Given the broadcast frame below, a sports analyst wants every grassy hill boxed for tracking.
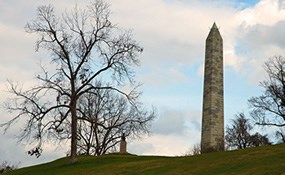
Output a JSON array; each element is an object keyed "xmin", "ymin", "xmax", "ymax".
[{"xmin": 6, "ymin": 144, "xmax": 285, "ymax": 175}]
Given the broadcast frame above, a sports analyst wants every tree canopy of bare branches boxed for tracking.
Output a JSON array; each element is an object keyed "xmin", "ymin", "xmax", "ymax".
[
  {"xmin": 0, "ymin": 161, "xmax": 17, "ymax": 174},
  {"xmin": 1, "ymin": 0, "xmax": 155, "ymax": 163},
  {"xmin": 77, "ymin": 86, "xmax": 155, "ymax": 156},
  {"xmin": 275, "ymin": 128, "xmax": 285, "ymax": 143},
  {"xmin": 225, "ymin": 113, "xmax": 253, "ymax": 150},
  {"xmin": 249, "ymin": 56, "xmax": 285, "ymax": 128},
  {"xmin": 225, "ymin": 113, "xmax": 271, "ymax": 150}
]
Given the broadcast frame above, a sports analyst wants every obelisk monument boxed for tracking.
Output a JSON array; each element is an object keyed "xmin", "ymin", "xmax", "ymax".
[{"xmin": 201, "ymin": 23, "xmax": 224, "ymax": 153}]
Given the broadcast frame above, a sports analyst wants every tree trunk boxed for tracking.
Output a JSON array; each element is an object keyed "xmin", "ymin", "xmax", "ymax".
[
  {"xmin": 70, "ymin": 99, "xmax": 78, "ymax": 163},
  {"xmin": 70, "ymin": 78, "xmax": 78, "ymax": 163}
]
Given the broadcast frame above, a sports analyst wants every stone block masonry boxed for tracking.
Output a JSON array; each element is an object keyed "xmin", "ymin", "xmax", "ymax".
[{"xmin": 201, "ymin": 23, "xmax": 224, "ymax": 153}]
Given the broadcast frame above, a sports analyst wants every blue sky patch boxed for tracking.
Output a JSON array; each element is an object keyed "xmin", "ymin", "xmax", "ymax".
[
  {"xmin": 163, "ymin": 0, "xmax": 260, "ymax": 9},
  {"xmin": 235, "ymin": 0, "xmax": 260, "ymax": 8}
]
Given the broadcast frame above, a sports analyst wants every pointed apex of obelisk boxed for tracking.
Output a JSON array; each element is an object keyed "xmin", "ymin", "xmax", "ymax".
[
  {"xmin": 212, "ymin": 22, "xmax": 218, "ymax": 29},
  {"xmin": 206, "ymin": 22, "xmax": 222, "ymax": 40}
]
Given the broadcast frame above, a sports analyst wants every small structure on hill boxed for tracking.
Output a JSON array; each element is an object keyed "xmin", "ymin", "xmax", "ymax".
[{"xmin": 120, "ymin": 133, "xmax": 127, "ymax": 153}]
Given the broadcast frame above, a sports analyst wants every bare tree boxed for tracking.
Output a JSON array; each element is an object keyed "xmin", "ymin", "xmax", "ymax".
[
  {"xmin": 275, "ymin": 128, "xmax": 285, "ymax": 143},
  {"xmin": 250, "ymin": 133, "xmax": 271, "ymax": 147},
  {"xmin": 77, "ymin": 86, "xmax": 155, "ymax": 155},
  {"xmin": 183, "ymin": 144, "xmax": 201, "ymax": 156},
  {"xmin": 1, "ymin": 0, "xmax": 148, "ymax": 163},
  {"xmin": 249, "ymin": 56, "xmax": 285, "ymax": 127},
  {"xmin": 191, "ymin": 144, "xmax": 201, "ymax": 155},
  {"xmin": 225, "ymin": 113, "xmax": 271, "ymax": 150},
  {"xmin": 225, "ymin": 113, "xmax": 253, "ymax": 150},
  {"xmin": 0, "ymin": 161, "xmax": 17, "ymax": 174}
]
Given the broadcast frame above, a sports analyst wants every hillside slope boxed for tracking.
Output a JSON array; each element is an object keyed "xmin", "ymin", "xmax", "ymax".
[{"xmin": 6, "ymin": 144, "xmax": 285, "ymax": 175}]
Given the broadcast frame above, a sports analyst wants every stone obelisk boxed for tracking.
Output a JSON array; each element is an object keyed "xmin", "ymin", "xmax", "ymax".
[{"xmin": 201, "ymin": 23, "xmax": 224, "ymax": 153}]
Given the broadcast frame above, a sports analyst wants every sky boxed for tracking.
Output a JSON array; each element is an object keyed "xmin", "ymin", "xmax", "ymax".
[{"xmin": 1, "ymin": 0, "xmax": 285, "ymax": 167}]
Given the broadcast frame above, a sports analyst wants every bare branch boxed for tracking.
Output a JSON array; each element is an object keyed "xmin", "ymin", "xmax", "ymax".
[
  {"xmin": 249, "ymin": 55, "xmax": 285, "ymax": 127},
  {"xmin": 2, "ymin": 0, "xmax": 153, "ymax": 162}
]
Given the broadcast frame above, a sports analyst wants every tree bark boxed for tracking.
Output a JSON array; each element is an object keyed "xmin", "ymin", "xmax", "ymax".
[
  {"xmin": 70, "ymin": 80, "xmax": 78, "ymax": 163},
  {"xmin": 70, "ymin": 102, "xmax": 77, "ymax": 163}
]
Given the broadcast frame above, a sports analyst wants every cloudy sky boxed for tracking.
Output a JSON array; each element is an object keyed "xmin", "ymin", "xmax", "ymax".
[{"xmin": 1, "ymin": 0, "xmax": 285, "ymax": 167}]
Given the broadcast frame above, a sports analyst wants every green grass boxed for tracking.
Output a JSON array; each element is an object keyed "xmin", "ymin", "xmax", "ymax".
[{"xmin": 6, "ymin": 144, "xmax": 285, "ymax": 175}]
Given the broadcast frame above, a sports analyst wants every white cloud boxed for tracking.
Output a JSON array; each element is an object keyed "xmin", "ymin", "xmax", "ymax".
[
  {"xmin": 138, "ymin": 67, "xmax": 188, "ymax": 88},
  {"xmin": 111, "ymin": 0, "xmax": 238, "ymax": 66},
  {"xmin": 128, "ymin": 134, "xmax": 194, "ymax": 156},
  {"xmin": 240, "ymin": 21, "xmax": 285, "ymax": 49},
  {"xmin": 153, "ymin": 109, "xmax": 188, "ymax": 135},
  {"xmin": 152, "ymin": 108, "xmax": 201, "ymax": 134},
  {"xmin": 212, "ymin": 0, "xmax": 285, "ymax": 84},
  {"xmin": 128, "ymin": 108, "xmax": 201, "ymax": 156},
  {"xmin": 237, "ymin": 0, "xmax": 285, "ymax": 27}
]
